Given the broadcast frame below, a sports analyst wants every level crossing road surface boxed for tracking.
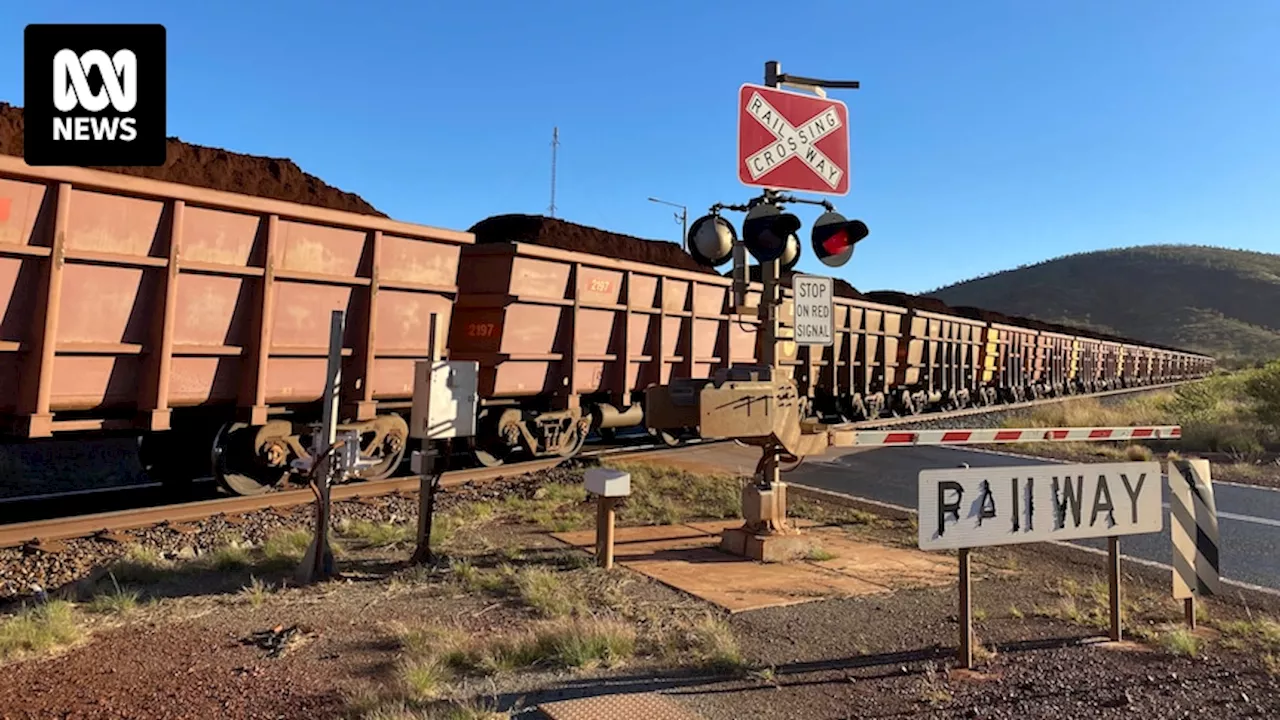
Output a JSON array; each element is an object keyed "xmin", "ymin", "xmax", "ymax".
[{"xmin": 791, "ymin": 446, "xmax": 1280, "ymax": 592}]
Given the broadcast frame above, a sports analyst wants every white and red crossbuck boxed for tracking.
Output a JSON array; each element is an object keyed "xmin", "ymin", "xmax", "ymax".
[
  {"xmin": 738, "ymin": 83, "xmax": 851, "ymax": 196},
  {"xmin": 849, "ymin": 426, "xmax": 1181, "ymax": 447}
]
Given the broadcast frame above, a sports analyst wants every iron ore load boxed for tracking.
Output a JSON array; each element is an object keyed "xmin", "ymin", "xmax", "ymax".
[{"xmin": 0, "ymin": 152, "xmax": 1213, "ymax": 497}]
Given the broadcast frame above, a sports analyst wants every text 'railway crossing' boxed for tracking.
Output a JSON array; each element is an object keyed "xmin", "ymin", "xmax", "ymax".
[{"xmin": 738, "ymin": 84, "xmax": 851, "ymax": 196}]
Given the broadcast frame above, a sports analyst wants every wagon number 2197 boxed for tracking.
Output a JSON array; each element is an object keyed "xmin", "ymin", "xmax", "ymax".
[{"xmin": 467, "ymin": 322, "xmax": 497, "ymax": 338}]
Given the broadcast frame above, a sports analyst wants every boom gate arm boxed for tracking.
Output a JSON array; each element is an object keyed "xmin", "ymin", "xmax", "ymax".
[{"xmin": 644, "ymin": 364, "xmax": 1182, "ymax": 457}]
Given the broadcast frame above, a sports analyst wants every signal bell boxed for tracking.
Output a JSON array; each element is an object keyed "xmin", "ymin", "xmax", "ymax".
[
  {"xmin": 742, "ymin": 204, "xmax": 802, "ymax": 264},
  {"xmin": 811, "ymin": 211, "xmax": 868, "ymax": 268},
  {"xmin": 687, "ymin": 214, "xmax": 737, "ymax": 268}
]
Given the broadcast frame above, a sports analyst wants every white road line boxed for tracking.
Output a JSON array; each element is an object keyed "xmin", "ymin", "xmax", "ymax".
[{"xmin": 1160, "ymin": 502, "xmax": 1280, "ymax": 529}]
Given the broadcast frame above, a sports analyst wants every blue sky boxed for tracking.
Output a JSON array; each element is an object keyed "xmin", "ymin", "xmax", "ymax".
[{"xmin": 4, "ymin": 1, "xmax": 1278, "ymax": 293}]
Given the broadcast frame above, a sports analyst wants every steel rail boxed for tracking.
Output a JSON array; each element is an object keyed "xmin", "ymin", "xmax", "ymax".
[{"xmin": 0, "ymin": 441, "xmax": 713, "ymax": 550}]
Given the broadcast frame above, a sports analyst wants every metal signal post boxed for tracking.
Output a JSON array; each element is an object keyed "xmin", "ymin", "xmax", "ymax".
[{"xmin": 645, "ymin": 61, "xmax": 867, "ymax": 561}]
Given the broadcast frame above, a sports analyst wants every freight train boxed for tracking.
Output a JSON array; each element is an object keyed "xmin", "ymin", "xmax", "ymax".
[{"xmin": 0, "ymin": 157, "xmax": 1214, "ymax": 495}]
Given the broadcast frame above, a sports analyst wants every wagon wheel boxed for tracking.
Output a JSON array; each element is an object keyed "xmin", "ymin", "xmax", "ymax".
[
  {"xmin": 350, "ymin": 414, "xmax": 409, "ymax": 481},
  {"xmin": 212, "ymin": 421, "xmax": 292, "ymax": 496},
  {"xmin": 648, "ymin": 427, "xmax": 682, "ymax": 448},
  {"xmin": 473, "ymin": 438, "xmax": 511, "ymax": 468},
  {"xmin": 558, "ymin": 424, "xmax": 589, "ymax": 459},
  {"xmin": 471, "ymin": 408, "xmax": 515, "ymax": 467}
]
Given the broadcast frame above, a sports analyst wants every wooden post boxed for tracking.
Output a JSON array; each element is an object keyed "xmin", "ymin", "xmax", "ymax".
[
  {"xmin": 1108, "ymin": 536, "xmax": 1122, "ymax": 641},
  {"xmin": 958, "ymin": 547, "xmax": 973, "ymax": 669},
  {"xmin": 1185, "ymin": 597, "xmax": 1196, "ymax": 630},
  {"xmin": 596, "ymin": 497, "xmax": 616, "ymax": 570}
]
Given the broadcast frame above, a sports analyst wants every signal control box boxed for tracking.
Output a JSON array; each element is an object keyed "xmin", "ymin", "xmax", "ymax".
[{"xmin": 411, "ymin": 361, "xmax": 479, "ymax": 440}]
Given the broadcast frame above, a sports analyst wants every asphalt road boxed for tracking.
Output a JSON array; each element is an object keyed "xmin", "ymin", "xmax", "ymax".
[{"xmin": 792, "ymin": 445, "xmax": 1280, "ymax": 592}]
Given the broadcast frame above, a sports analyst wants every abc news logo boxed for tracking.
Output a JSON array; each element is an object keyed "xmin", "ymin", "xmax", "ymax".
[
  {"xmin": 53, "ymin": 49, "xmax": 139, "ymax": 142},
  {"xmin": 24, "ymin": 24, "xmax": 166, "ymax": 167}
]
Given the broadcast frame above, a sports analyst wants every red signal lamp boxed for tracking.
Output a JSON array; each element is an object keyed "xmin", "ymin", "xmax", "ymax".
[{"xmin": 811, "ymin": 212, "xmax": 868, "ymax": 268}]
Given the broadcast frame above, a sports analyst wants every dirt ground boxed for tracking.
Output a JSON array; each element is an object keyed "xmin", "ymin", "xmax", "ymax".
[{"xmin": 2, "ymin": 461, "xmax": 1279, "ymax": 720}]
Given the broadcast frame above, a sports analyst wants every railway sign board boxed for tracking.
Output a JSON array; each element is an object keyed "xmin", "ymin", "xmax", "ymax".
[
  {"xmin": 918, "ymin": 462, "xmax": 1163, "ymax": 551},
  {"xmin": 738, "ymin": 83, "xmax": 850, "ymax": 196},
  {"xmin": 792, "ymin": 273, "xmax": 834, "ymax": 346}
]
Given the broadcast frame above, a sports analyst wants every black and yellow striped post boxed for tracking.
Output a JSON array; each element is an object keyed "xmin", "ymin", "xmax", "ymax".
[{"xmin": 1169, "ymin": 458, "xmax": 1221, "ymax": 628}]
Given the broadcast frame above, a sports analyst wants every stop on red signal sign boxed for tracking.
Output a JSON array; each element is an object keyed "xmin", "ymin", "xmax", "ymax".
[{"xmin": 738, "ymin": 83, "xmax": 851, "ymax": 196}]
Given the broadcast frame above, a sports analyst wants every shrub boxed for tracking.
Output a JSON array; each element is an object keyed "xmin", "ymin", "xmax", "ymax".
[{"xmin": 1244, "ymin": 360, "xmax": 1280, "ymax": 427}]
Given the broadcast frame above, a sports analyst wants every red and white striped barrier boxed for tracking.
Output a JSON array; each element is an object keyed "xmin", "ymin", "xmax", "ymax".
[{"xmin": 849, "ymin": 426, "xmax": 1181, "ymax": 447}]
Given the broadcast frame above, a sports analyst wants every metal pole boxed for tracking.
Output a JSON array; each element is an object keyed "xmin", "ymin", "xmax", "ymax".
[
  {"xmin": 680, "ymin": 207, "xmax": 688, "ymax": 254},
  {"xmin": 959, "ymin": 547, "xmax": 973, "ymax": 669},
  {"xmin": 412, "ymin": 313, "xmax": 441, "ymax": 565},
  {"xmin": 1108, "ymin": 536, "xmax": 1122, "ymax": 641},
  {"xmin": 304, "ymin": 309, "xmax": 344, "ymax": 582},
  {"xmin": 648, "ymin": 197, "xmax": 688, "ymax": 250},
  {"xmin": 760, "ymin": 62, "xmax": 783, "ymax": 493}
]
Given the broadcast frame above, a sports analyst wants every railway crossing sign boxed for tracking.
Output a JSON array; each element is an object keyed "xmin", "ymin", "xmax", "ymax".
[
  {"xmin": 792, "ymin": 273, "xmax": 833, "ymax": 346},
  {"xmin": 918, "ymin": 461, "xmax": 1163, "ymax": 551},
  {"xmin": 738, "ymin": 83, "xmax": 851, "ymax": 196}
]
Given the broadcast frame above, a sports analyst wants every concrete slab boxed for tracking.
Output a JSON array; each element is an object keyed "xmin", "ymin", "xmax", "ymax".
[
  {"xmin": 554, "ymin": 524, "xmax": 720, "ymax": 563},
  {"xmin": 537, "ymin": 692, "xmax": 705, "ymax": 720},
  {"xmin": 551, "ymin": 522, "xmax": 956, "ymax": 613},
  {"xmin": 803, "ymin": 533, "xmax": 957, "ymax": 591}
]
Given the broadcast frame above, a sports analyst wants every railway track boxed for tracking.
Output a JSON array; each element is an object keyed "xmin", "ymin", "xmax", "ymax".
[
  {"xmin": 0, "ymin": 439, "xmax": 713, "ymax": 551},
  {"xmin": 0, "ymin": 379, "xmax": 1192, "ymax": 551}
]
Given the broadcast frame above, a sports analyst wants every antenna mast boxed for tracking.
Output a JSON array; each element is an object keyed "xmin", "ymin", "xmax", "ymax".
[{"xmin": 548, "ymin": 127, "xmax": 559, "ymax": 218}]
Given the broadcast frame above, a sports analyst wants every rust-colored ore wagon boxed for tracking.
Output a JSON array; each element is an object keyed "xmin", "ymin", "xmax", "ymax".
[
  {"xmin": 860, "ymin": 291, "xmax": 986, "ymax": 415},
  {"xmin": 0, "ymin": 156, "xmax": 470, "ymax": 494},
  {"xmin": 449, "ymin": 215, "xmax": 758, "ymax": 466}
]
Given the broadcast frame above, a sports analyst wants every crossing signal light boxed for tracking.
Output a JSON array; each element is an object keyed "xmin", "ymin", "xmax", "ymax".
[
  {"xmin": 687, "ymin": 214, "xmax": 737, "ymax": 268},
  {"xmin": 742, "ymin": 204, "xmax": 802, "ymax": 264},
  {"xmin": 811, "ymin": 211, "xmax": 868, "ymax": 268}
]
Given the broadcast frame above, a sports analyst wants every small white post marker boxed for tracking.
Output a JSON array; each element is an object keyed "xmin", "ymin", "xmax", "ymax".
[{"xmin": 584, "ymin": 468, "xmax": 631, "ymax": 569}]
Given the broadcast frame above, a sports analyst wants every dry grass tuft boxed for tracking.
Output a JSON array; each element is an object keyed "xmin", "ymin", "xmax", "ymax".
[
  {"xmin": 1160, "ymin": 629, "xmax": 1202, "ymax": 657},
  {"xmin": 338, "ymin": 519, "xmax": 416, "ymax": 549},
  {"xmin": 0, "ymin": 600, "xmax": 84, "ymax": 661},
  {"xmin": 605, "ymin": 462, "xmax": 743, "ymax": 526},
  {"xmin": 512, "ymin": 566, "xmax": 584, "ymax": 618}
]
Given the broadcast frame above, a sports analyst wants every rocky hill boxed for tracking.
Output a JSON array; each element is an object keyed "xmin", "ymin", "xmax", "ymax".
[{"xmin": 926, "ymin": 245, "xmax": 1280, "ymax": 365}]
